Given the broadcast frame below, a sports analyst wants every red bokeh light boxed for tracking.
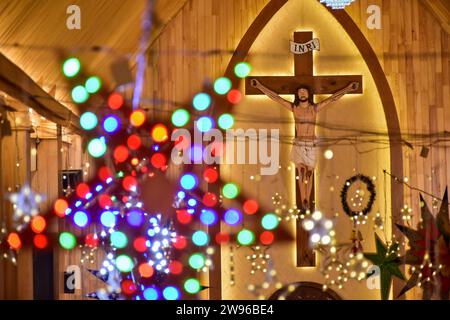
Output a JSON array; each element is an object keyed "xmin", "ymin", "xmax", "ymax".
[
  {"xmin": 169, "ymin": 260, "xmax": 183, "ymax": 275},
  {"xmin": 121, "ymin": 280, "xmax": 136, "ymax": 295},
  {"xmin": 108, "ymin": 93, "xmax": 124, "ymax": 110},
  {"xmin": 114, "ymin": 145, "xmax": 129, "ymax": 163},
  {"xmin": 227, "ymin": 89, "xmax": 242, "ymax": 104},
  {"xmin": 76, "ymin": 183, "xmax": 90, "ymax": 198},
  {"xmin": 127, "ymin": 134, "xmax": 142, "ymax": 150},
  {"xmin": 98, "ymin": 166, "xmax": 113, "ymax": 181},
  {"xmin": 259, "ymin": 231, "xmax": 274, "ymax": 245},
  {"xmin": 85, "ymin": 233, "xmax": 99, "ymax": 248},
  {"xmin": 34, "ymin": 234, "xmax": 48, "ymax": 249},
  {"xmin": 203, "ymin": 167, "xmax": 218, "ymax": 183},
  {"xmin": 243, "ymin": 199, "xmax": 259, "ymax": 215},
  {"xmin": 98, "ymin": 194, "xmax": 113, "ymax": 209},
  {"xmin": 176, "ymin": 209, "xmax": 192, "ymax": 224},
  {"xmin": 133, "ymin": 237, "xmax": 148, "ymax": 252},
  {"xmin": 122, "ymin": 176, "xmax": 137, "ymax": 192},
  {"xmin": 215, "ymin": 232, "xmax": 230, "ymax": 244},
  {"xmin": 173, "ymin": 235, "xmax": 187, "ymax": 249},
  {"xmin": 151, "ymin": 153, "xmax": 167, "ymax": 169},
  {"xmin": 202, "ymin": 192, "xmax": 218, "ymax": 207}
]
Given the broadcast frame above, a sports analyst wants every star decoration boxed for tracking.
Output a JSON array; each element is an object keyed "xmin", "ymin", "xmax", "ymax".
[
  {"xmin": 7, "ymin": 183, "xmax": 45, "ymax": 230},
  {"xmin": 396, "ymin": 188, "xmax": 450, "ymax": 300},
  {"xmin": 86, "ymin": 253, "xmax": 124, "ymax": 300},
  {"xmin": 245, "ymin": 246, "xmax": 271, "ymax": 274},
  {"xmin": 247, "ymin": 258, "xmax": 284, "ymax": 300},
  {"xmin": 364, "ymin": 233, "xmax": 405, "ymax": 300}
]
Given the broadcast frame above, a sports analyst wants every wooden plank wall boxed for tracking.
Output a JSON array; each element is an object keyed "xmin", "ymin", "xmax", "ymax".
[
  {"xmin": 29, "ymin": 136, "xmax": 98, "ymax": 300},
  {"xmin": 1, "ymin": 0, "xmax": 448, "ymax": 300},
  {"xmin": 0, "ymin": 112, "xmax": 33, "ymax": 299}
]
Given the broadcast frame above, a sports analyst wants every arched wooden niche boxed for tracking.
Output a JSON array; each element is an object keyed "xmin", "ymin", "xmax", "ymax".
[
  {"xmin": 223, "ymin": 1, "xmax": 403, "ymax": 213},
  {"xmin": 220, "ymin": 0, "xmax": 405, "ymax": 298},
  {"xmin": 269, "ymin": 282, "xmax": 342, "ymax": 300}
]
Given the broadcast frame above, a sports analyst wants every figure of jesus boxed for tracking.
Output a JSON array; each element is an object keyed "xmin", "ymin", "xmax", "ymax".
[{"xmin": 251, "ymin": 79, "xmax": 359, "ymax": 210}]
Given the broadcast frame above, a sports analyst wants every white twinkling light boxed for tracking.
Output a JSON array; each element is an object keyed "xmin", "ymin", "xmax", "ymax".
[{"xmin": 324, "ymin": 149, "xmax": 334, "ymax": 160}]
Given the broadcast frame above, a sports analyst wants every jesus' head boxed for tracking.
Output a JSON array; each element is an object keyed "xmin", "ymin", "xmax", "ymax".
[{"xmin": 294, "ymin": 85, "xmax": 314, "ymax": 106}]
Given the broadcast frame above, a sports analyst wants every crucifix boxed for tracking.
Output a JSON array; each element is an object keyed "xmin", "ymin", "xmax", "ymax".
[{"xmin": 245, "ymin": 31, "xmax": 363, "ymax": 267}]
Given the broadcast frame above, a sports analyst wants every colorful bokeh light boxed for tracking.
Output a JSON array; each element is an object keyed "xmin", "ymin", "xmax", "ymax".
[
  {"xmin": 108, "ymin": 93, "xmax": 124, "ymax": 110},
  {"xmin": 171, "ymin": 109, "xmax": 190, "ymax": 127},
  {"xmin": 103, "ymin": 115, "xmax": 120, "ymax": 133},
  {"xmin": 184, "ymin": 278, "xmax": 201, "ymax": 294},
  {"xmin": 72, "ymin": 85, "xmax": 89, "ymax": 104},
  {"xmin": 189, "ymin": 253, "xmax": 206, "ymax": 269},
  {"xmin": 200, "ymin": 209, "xmax": 217, "ymax": 226},
  {"xmin": 88, "ymin": 138, "xmax": 107, "ymax": 158},
  {"xmin": 237, "ymin": 229, "xmax": 254, "ymax": 246},
  {"xmin": 59, "ymin": 232, "xmax": 76, "ymax": 250},
  {"xmin": 196, "ymin": 116, "xmax": 213, "ymax": 132},
  {"xmin": 224, "ymin": 209, "xmax": 242, "ymax": 226},
  {"xmin": 163, "ymin": 286, "xmax": 180, "ymax": 300},
  {"xmin": 100, "ymin": 211, "xmax": 116, "ymax": 228},
  {"xmin": 218, "ymin": 113, "xmax": 234, "ymax": 129},
  {"xmin": 73, "ymin": 211, "xmax": 89, "ymax": 228},
  {"xmin": 130, "ymin": 109, "xmax": 146, "ymax": 127},
  {"xmin": 214, "ymin": 77, "xmax": 232, "ymax": 95},
  {"xmin": 222, "ymin": 183, "xmax": 239, "ymax": 199},
  {"xmin": 193, "ymin": 93, "xmax": 211, "ymax": 111},
  {"xmin": 192, "ymin": 230, "xmax": 209, "ymax": 246},
  {"xmin": 85, "ymin": 76, "xmax": 102, "ymax": 93},
  {"xmin": 180, "ymin": 174, "xmax": 197, "ymax": 190},
  {"xmin": 116, "ymin": 255, "xmax": 134, "ymax": 273},
  {"xmin": 151, "ymin": 124, "xmax": 169, "ymax": 143},
  {"xmin": 111, "ymin": 231, "xmax": 128, "ymax": 248},
  {"xmin": 80, "ymin": 112, "xmax": 98, "ymax": 130},
  {"xmin": 261, "ymin": 213, "xmax": 279, "ymax": 230},
  {"xmin": 234, "ymin": 62, "xmax": 252, "ymax": 78},
  {"xmin": 63, "ymin": 57, "xmax": 81, "ymax": 78}
]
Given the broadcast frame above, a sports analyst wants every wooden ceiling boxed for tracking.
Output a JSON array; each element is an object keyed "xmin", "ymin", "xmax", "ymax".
[{"xmin": 0, "ymin": 0, "xmax": 188, "ymax": 121}]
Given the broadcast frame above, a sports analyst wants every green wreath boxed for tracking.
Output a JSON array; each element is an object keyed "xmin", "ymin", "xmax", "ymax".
[{"xmin": 340, "ymin": 174, "xmax": 376, "ymax": 217}]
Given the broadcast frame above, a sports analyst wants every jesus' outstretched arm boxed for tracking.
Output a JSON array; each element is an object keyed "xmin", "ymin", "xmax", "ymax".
[
  {"xmin": 315, "ymin": 81, "xmax": 359, "ymax": 112},
  {"xmin": 250, "ymin": 79, "xmax": 293, "ymax": 112}
]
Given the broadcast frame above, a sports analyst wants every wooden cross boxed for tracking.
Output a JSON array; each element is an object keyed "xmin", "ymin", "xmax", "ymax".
[{"xmin": 245, "ymin": 31, "xmax": 363, "ymax": 267}]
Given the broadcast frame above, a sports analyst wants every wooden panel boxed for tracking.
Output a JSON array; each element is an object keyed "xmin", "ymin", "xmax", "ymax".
[
  {"xmin": 0, "ymin": 53, "xmax": 81, "ymax": 134},
  {"xmin": 0, "ymin": 112, "xmax": 33, "ymax": 299}
]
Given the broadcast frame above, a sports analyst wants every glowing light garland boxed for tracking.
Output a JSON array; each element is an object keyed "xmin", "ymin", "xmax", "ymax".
[{"xmin": 1, "ymin": 57, "xmax": 286, "ymax": 301}]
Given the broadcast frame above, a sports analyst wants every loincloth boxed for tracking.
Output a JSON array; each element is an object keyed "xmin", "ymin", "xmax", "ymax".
[{"xmin": 289, "ymin": 139, "xmax": 318, "ymax": 169}]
